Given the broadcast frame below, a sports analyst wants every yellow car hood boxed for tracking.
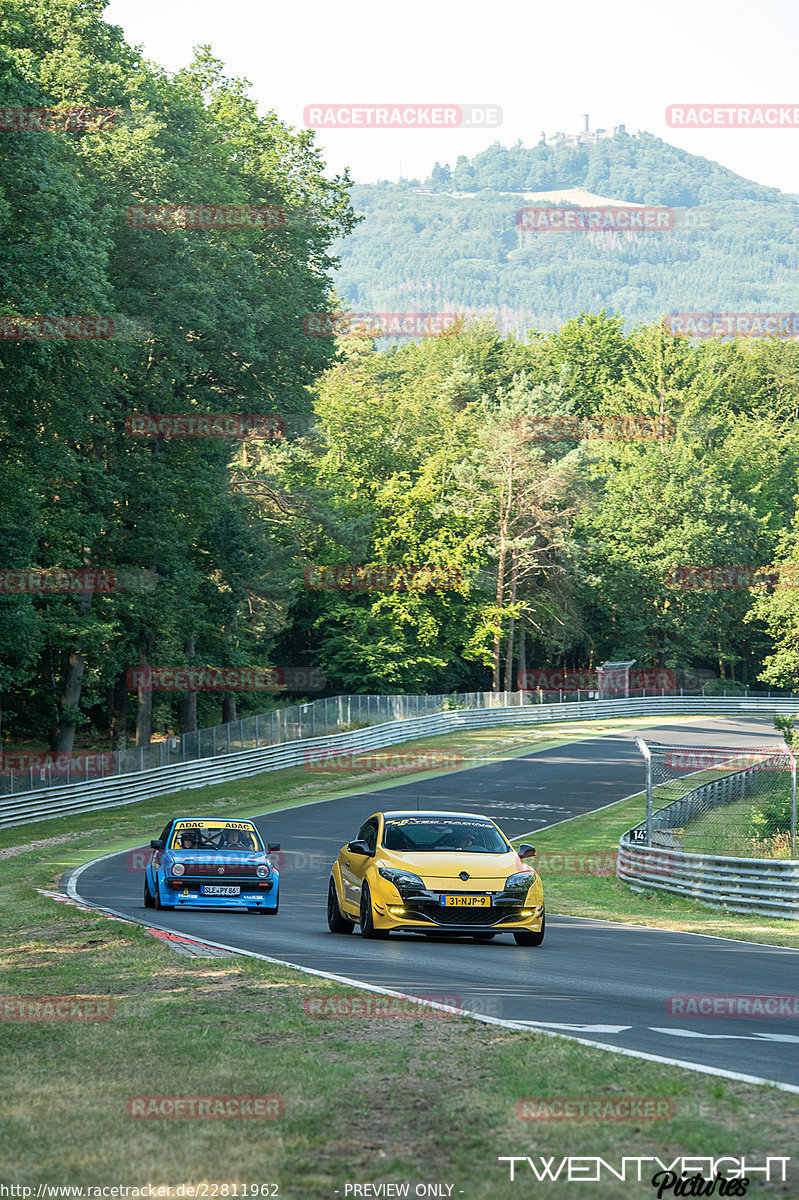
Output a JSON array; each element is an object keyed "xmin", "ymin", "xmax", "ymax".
[{"xmin": 381, "ymin": 849, "xmax": 525, "ymax": 891}]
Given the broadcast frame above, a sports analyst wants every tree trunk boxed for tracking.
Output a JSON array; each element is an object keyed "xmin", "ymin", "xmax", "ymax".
[
  {"xmin": 492, "ymin": 480, "xmax": 510, "ymax": 692},
  {"xmin": 108, "ymin": 668, "xmax": 129, "ymax": 750},
  {"xmin": 516, "ymin": 614, "xmax": 527, "ymax": 692},
  {"xmin": 503, "ymin": 549, "xmax": 519, "ymax": 691},
  {"xmin": 136, "ymin": 627, "xmax": 153, "ymax": 747},
  {"xmin": 222, "ymin": 694, "xmax": 237, "ymax": 724},
  {"xmin": 54, "ymin": 591, "xmax": 91, "ymax": 753},
  {"xmin": 178, "ymin": 637, "xmax": 197, "ymax": 734}
]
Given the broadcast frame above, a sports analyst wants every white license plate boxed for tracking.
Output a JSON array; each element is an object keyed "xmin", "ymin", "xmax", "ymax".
[{"xmin": 201, "ymin": 885, "xmax": 240, "ymax": 896}]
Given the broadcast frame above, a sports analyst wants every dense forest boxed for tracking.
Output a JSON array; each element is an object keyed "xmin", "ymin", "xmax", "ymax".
[
  {"xmin": 334, "ymin": 134, "xmax": 799, "ymax": 332},
  {"xmin": 4, "ymin": 0, "xmax": 799, "ymax": 760}
]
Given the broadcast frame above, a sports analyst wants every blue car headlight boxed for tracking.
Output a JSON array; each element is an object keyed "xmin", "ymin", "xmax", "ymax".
[
  {"xmin": 504, "ymin": 870, "xmax": 535, "ymax": 892},
  {"xmin": 171, "ymin": 862, "xmax": 185, "ymax": 876},
  {"xmin": 378, "ymin": 867, "xmax": 425, "ymax": 893},
  {"xmin": 256, "ymin": 865, "xmax": 269, "ymax": 878}
]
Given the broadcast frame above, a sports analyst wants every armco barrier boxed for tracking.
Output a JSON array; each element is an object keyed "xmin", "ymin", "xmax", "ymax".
[
  {"xmin": 2, "ymin": 695, "xmax": 798, "ymax": 830},
  {"xmin": 617, "ymin": 843, "xmax": 799, "ymax": 919},
  {"xmin": 618, "ymin": 752, "xmax": 799, "ymax": 919}
]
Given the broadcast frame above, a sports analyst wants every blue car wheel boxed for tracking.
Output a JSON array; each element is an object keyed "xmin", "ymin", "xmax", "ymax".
[{"xmin": 155, "ymin": 874, "xmax": 175, "ymax": 910}]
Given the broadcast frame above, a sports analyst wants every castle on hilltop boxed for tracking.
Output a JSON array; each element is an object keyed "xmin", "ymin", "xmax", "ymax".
[{"xmin": 541, "ymin": 115, "xmax": 639, "ymax": 148}]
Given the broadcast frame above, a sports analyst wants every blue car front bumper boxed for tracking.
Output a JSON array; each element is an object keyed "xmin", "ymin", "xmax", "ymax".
[{"xmin": 150, "ymin": 868, "xmax": 279, "ymax": 911}]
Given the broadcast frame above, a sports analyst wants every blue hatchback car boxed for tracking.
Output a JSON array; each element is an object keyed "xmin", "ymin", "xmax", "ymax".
[{"xmin": 144, "ymin": 818, "xmax": 280, "ymax": 914}]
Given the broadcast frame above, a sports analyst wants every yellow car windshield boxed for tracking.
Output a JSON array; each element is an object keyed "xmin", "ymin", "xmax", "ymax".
[{"xmin": 382, "ymin": 818, "xmax": 507, "ymax": 853}]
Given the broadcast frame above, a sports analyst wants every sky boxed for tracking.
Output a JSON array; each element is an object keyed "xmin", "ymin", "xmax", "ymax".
[{"xmin": 103, "ymin": 0, "xmax": 799, "ymax": 194}]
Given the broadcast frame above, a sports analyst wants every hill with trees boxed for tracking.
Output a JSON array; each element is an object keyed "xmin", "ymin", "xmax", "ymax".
[{"xmin": 333, "ymin": 132, "xmax": 799, "ymax": 332}]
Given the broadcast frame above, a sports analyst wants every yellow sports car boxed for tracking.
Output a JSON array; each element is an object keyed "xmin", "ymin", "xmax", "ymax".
[{"xmin": 327, "ymin": 809, "xmax": 545, "ymax": 945}]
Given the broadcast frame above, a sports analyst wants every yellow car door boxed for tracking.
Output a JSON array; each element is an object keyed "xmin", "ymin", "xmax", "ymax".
[{"xmin": 339, "ymin": 816, "xmax": 379, "ymax": 913}]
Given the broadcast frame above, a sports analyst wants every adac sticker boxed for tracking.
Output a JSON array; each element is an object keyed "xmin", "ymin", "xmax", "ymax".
[{"xmin": 173, "ymin": 820, "xmax": 254, "ymax": 831}]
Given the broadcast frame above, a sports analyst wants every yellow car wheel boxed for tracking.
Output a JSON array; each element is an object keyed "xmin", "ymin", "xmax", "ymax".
[
  {"xmin": 327, "ymin": 877, "xmax": 354, "ymax": 934},
  {"xmin": 359, "ymin": 882, "xmax": 389, "ymax": 940}
]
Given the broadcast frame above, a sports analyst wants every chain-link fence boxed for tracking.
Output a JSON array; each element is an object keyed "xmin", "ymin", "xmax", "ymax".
[
  {"xmin": 2, "ymin": 684, "xmax": 796, "ymax": 798},
  {"xmin": 0, "ymin": 690, "xmax": 527, "ymax": 796},
  {"xmin": 633, "ymin": 740, "xmax": 798, "ymax": 859}
]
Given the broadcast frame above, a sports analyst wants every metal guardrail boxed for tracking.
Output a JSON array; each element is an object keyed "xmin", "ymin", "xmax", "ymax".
[
  {"xmin": 4, "ymin": 685, "xmax": 791, "ymax": 796},
  {"xmin": 618, "ymin": 754, "xmax": 799, "ymax": 919},
  {"xmin": 2, "ymin": 694, "xmax": 799, "ymax": 830}
]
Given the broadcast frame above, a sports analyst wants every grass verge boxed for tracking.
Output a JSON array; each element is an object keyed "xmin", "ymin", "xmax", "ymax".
[
  {"xmin": 524, "ymin": 788, "xmax": 799, "ymax": 948},
  {"xmin": 1, "ymin": 877, "xmax": 797, "ymax": 1195},
  {"xmin": 1, "ymin": 713, "xmax": 797, "ymax": 1192}
]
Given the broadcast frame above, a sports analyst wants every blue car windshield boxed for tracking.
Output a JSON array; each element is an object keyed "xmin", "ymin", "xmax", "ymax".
[
  {"xmin": 382, "ymin": 818, "xmax": 507, "ymax": 853},
  {"xmin": 170, "ymin": 824, "xmax": 262, "ymax": 852}
]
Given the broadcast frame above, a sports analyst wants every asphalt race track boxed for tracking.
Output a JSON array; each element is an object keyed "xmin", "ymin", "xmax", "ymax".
[{"xmin": 71, "ymin": 715, "xmax": 799, "ymax": 1089}]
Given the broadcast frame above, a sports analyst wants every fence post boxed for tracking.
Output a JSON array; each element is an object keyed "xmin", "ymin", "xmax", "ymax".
[
  {"xmin": 255, "ymin": 713, "xmax": 259, "ymax": 747},
  {"xmin": 636, "ymin": 736, "xmax": 653, "ymax": 846},
  {"xmin": 787, "ymin": 753, "xmax": 791, "ymax": 859}
]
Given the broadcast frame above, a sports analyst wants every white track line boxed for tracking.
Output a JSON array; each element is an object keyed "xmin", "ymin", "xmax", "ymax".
[{"xmin": 65, "ymin": 853, "xmax": 799, "ymax": 1096}]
